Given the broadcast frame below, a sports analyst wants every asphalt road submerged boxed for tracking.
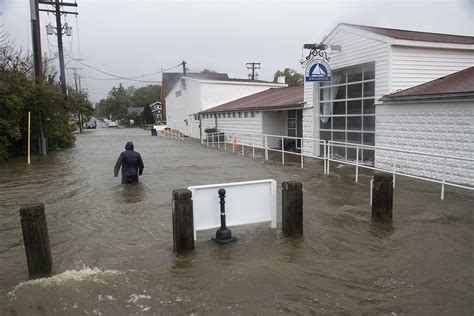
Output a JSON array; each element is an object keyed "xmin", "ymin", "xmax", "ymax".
[{"xmin": 1, "ymin": 128, "xmax": 473, "ymax": 315}]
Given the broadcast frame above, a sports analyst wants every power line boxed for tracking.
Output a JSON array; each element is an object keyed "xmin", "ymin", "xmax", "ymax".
[
  {"xmin": 74, "ymin": 60, "xmax": 181, "ymax": 83},
  {"xmin": 81, "ymin": 76, "xmax": 162, "ymax": 82},
  {"xmin": 74, "ymin": 13, "xmax": 81, "ymax": 58}
]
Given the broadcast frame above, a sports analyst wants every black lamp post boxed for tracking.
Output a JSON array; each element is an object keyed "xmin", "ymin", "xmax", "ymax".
[{"xmin": 213, "ymin": 188, "xmax": 236, "ymax": 244}]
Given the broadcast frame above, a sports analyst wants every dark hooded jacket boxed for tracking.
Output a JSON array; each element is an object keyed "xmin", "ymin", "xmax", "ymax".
[{"xmin": 114, "ymin": 142, "xmax": 144, "ymax": 183}]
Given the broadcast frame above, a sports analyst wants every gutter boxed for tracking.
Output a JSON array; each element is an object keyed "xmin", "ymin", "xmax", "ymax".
[
  {"xmin": 199, "ymin": 102, "xmax": 305, "ymax": 114},
  {"xmin": 379, "ymin": 92, "xmax": 474, "ymax": 103}
]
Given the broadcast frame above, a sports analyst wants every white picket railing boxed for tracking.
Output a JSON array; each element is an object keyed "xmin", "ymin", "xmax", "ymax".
[{"xmin": 201, "ymin": 131, "xmax": 474, "ymax": 200}]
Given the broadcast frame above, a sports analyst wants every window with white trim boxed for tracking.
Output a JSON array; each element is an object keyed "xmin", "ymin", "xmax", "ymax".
[{"xmin": 319, "ymin": 63, "xmax": 375, "ymax": 161}]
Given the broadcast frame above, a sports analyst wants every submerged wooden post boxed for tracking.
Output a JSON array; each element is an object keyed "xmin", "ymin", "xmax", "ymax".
[
  {"xmin": 172, "ymin": 189, "xmax": 194, "ymax": 254},
  {"xmin": 19, "ymin": 202, "xmax": 52, "ymax": 277},
  {"xmin": 371, "ymin": 172, "xmax": 393, "ymax": 222},
  {"xmin": 282, "ymin": 181, "xmax": 303, "ymax": 236}
]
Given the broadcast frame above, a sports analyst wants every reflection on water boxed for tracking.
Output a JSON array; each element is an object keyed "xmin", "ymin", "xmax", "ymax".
[
  {"xmin": 1, "ymin": 128, "xmax": 473, "ymax": 315},
  {"xmin": 115, "ymin": 182, "xmax": 146, "ymax": 204},
  {"xmin": 369, "ymin": 222, "xmax": 395, "ymax": 239}
]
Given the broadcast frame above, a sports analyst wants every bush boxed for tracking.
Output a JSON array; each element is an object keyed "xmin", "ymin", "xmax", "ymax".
[{"xmin": 204, "ymin": 127, "xmax": 218, "ymax": 134}]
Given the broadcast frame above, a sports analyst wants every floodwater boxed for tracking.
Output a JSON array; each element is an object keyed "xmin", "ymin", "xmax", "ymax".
[{"xmin": 0, "ymin": 128, "xmax": 473, "ymax": 315}]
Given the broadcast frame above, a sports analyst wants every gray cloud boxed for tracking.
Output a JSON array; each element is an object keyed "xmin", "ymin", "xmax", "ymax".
[{"xmin": 2, "ymin": 0, "xmax": 473, "ymax": 102}]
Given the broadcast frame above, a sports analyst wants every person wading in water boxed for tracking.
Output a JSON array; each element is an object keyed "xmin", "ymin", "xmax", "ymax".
[{"xmin": 114, "ymin": 141, "xmax": 144, "ymax": 184}]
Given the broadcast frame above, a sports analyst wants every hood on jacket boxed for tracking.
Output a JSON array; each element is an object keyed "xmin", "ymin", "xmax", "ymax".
[{"xmin": 125, "ymin": 141, "xmax": 134, "ymax": 151}]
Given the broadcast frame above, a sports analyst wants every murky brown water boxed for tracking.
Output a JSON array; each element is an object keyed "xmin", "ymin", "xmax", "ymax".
[{"xmin": 1, "ymin": 128, "xmax": 473, "ymax": 315}]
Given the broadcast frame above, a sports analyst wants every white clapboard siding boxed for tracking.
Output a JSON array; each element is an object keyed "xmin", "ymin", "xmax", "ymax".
[
  {"xmin": 165, "ymin": 79, "xmax": 201, "ymax": 136},
  {"xmin": 303, "ymin": 26, "xmax": 391, "ymax": 148},
  {"xmin": 200, "ymin": 82, "xmax": 283, "ymax": 110},
  {"xmin": 390, "ymin": 46, "xmax": 474, "ymax": 93},
  {"xmin": 326, "ymin": 28, "xmax": 391, "ymax": 102},
  {"xmin": 166, "ymin": 78, "xmax": 284, "ymax": 138}
]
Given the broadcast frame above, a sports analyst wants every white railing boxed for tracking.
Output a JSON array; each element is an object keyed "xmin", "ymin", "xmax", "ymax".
[
  {"xmin": 201, "ymin": 131, "xmax": 474, "ymax": 200},
  {"xmin": 203, "ymin": 131, "xmax": 327, "ymax": 172},
  {"xmin": 160, "ymin": 129, "xmax": 184, "ymax": 140},
  {"xmin": 327, "ymin": 140, "xmax": 474, "ymax": 200}
]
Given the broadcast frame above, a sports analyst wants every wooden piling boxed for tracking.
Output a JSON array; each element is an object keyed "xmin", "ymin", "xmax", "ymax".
[
  {"xmin": 172, "ymin": 189, "xmax": 194, "ymax": 254},
  {"xmin": 19, "ymin": 202, "xmax": 52, "ymax": 277},
  {"xmin": 282, "ymin": 181, "xmax": 303, "ymax": 236},
  {"xmin": 371, "ymin": 172, "xmax": 393, "ymax": 222}
]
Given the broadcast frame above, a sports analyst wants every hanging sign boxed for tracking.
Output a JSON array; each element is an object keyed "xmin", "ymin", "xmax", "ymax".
[{"xmin": 305, "ymin": 58, "xmax": 331, "ymax": 82}]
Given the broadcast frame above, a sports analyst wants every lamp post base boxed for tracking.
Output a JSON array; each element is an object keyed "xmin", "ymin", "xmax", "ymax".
[{"xmin": 213, "ymin": 227, "xmax": 236, "ymax": 244}]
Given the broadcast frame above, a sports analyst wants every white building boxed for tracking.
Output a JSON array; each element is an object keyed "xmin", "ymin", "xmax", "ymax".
[
  {"xmin": 302, "ymin": 23, "xmax": 473, "ymax": 183},
  {"xmin": 377, "ymin": 67, "xmax": 474, "ymax": 185},
  {"xmin": 200, "ymin": 86, "xmax": 304, "ymax": 149},
  {"xmin": 303, "ymin": 23, "xmax": 474, "ymax": 184},
  {"xmin": 165, "ymin": 77, "xmax": 286, "ymax": 138}
]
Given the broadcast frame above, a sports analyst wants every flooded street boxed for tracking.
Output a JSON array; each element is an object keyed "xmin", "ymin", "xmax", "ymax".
[{"xmin": 1, "ymin": 128, "xmax": 473, "ymax": 315}]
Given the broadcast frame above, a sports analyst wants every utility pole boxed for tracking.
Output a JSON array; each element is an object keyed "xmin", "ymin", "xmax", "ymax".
[
  {"xmin": 246, "ymin": 62, "xmax": 261, "ymax": 80},
  {"xmin": 29, "ymin": 0, "xmax": 42, "ymax": 80},
  {"xmin": 55, "ymin": 0, "xmax": 66, "ymax": 96},
  {"xmin": 29, "ymin": 0, "xmax": 47, "ymax": 156},
  {"xmin": 39, "ymin": 0, "xmax": 78, "ymax": 96},
  {"xmin": 182, "ymin": 60, "xmax": 187, "ymax": 76},
  {"xmin": 67, "ymin": 67, "xmax": 83, "ymax": 133},
  {"xmin": 67, "ymin": 67, "xmax": 82, "ymax": 92}
]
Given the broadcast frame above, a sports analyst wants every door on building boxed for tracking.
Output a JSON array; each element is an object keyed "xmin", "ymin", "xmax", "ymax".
[{"xmin": 287, "ymin": 109, "xmax": 303, "ymax": 150}]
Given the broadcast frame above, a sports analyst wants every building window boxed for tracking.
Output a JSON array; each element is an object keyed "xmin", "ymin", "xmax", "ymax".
[
  {"xmin": 218, "ymin": 113, "xmax": 221, "ymax": 118},
  {"xmin": 251, "ymin": 111, "xmax": 255, "ymax": 117},
  {"xmin": 244, "ymin": 112, "xmax": 248, "ymax": 118},
  {"xmin": 238, "ymin": 112, "xmax": 242, "ymax": 118},
  {"xmin": 233, "ymin": 112, "xmax": 236, "ymax": 118},
  {"xmin": 194, "ymin": 114, "xmax": 198, "ymax": 120},
  {"xmin": 319, "ymin": 63, "xmax": 375, "ymax": 162},
  {"xmin": 175, "ymin": 90, "xmax": 182, "ymax": 97}
]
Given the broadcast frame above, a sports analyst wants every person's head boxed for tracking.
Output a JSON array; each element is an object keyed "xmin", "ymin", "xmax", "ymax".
[{"xmin": 125, "ymin": 141, "xmax": 134, "ymax": 151}]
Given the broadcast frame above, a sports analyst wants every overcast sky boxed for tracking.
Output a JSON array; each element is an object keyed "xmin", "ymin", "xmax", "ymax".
[{"xmin": 1, "ymin": 0, "xmax": 473, "ymax": 102}]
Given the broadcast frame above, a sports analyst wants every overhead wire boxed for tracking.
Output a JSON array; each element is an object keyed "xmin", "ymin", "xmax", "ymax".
[
  {"xmin": 75, "ymin": 60, "xmax": 181, "ymax": 83},
  {"xmin": 61, "ymin": 5, "xmax": 179, "ymax": 88},
  {"xmin": 74, "ymin": 9, "xmax": 81, "ymax": 58}
]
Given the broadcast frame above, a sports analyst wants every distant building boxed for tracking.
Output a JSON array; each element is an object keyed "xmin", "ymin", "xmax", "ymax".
[
  {"xmin": 149, "ymin": 101, "xmax": 163, "ymax": 121},
  {"xmin": 161, "ymin": 72, "xmax": 229, "ymax": 123},
  {"xmin": 165, "ymin": 76, "xmax": 286, "ymax": 138}
]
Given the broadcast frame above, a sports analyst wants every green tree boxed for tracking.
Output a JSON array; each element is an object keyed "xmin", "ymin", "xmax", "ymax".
[
  {"xmin": 0, "ymin": 67, "xmax": 31, "ymax": 160},
  {"xmin": 0, "ymin": 28, "xmax": 84, "ymax": 161},
  {"xmin": 67, "ymin": 88, "xmax": 94, "ymax": 131},
  {"xmin": 131, "ymin": 84, "xmax": 161, "ymax": 108},
  {"xmin": 95, "ymin": 83, "xmax": 130, "ymax": 120},
  {"xmin": 273, "ymin": 68, "xmax": 304, "ymax": 86},
  {"xmin": 125, "ymin": 85, "xmax": 136, "ymax": 97},
  {"xmin": 201, "ymin": 69, "xmax": 217, "ymax": 74},
  {"xmin": 142, "ymin": 104, "xmax": 154, "ymax": 125},
  {"xmin": 26, "ymin": 83, "xmax": 75, "ymax": 150}
]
